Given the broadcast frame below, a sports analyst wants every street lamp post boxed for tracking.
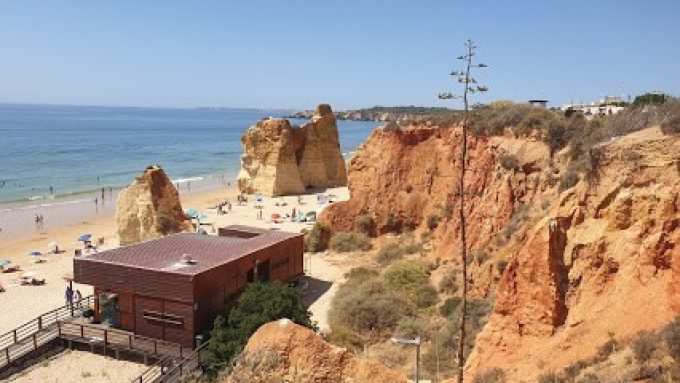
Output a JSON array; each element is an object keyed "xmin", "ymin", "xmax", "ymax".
[{"xmin": 391, "ymin": 336, "xmax": 421, "ymax": 382}]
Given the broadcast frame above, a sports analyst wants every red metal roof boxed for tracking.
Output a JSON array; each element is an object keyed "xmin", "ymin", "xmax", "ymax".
[{"xmin": 75, "ymin": 225, "xmax": 301, "ymax": 276}]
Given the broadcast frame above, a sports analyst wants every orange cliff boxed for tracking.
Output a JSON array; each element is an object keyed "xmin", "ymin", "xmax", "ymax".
[
  {"xmin": 224, "ymin": 319, "xmax": 407, "ymax": 383},
  {"xmin": 467, "ymin": 126, "xmax": 679, "ymax": 380},
  {"xmin": 320, "ymin": 122, "xmax": 679, "ymax": 380}
]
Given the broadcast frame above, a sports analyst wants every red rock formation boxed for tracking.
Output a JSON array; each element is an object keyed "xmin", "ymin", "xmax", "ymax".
[
  {"xmin": 225, "ymin": 319, "xmax": 407, "ymax": 383},
  {"xmin": 321, "ymin": 121, "xmax": 679, "ymax": 380},
  {"xmin": 468, "ymin": 127, "xmax": 679, "ymax": 380}
]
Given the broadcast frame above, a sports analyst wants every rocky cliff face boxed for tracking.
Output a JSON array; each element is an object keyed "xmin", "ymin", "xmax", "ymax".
[
  {"xmin": 225, "ymin": 319, "xmax": 407, "ymax": 383},
  {"xmin": 116, "ymin": 165, "xmax": 193, "ymax": 245},
  {"xmin": 320, "ymin": 122, "xmax": 679, "ymax": 380},
  {"xmin": 467, "ymin": 127, "xmax": 680, "ymax": 380},
  {"xmin": 237, "ymin": 104, "xmax": 347, "ymax": 196}
]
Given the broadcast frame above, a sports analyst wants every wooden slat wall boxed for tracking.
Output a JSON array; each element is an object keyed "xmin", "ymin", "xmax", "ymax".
[
  {"xmin": 192, "ymin": 235, "xmax": 304, "ymax": 337},
  {"xmin": 74, "ymin": 260, "xmax": 193, "ymax": 302}
]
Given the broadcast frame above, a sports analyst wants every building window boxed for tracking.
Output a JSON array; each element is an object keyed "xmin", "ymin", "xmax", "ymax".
[{"xmin": 142, "ymin": 310, "xmax": 183, "ymax": 325}]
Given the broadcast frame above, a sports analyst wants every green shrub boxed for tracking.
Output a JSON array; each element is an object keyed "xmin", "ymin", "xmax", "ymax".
[
  {"xmin": 502, "ymin": 205, "xmax": 529, "ymax": 240},
  {"xmin": 661, "ymin": 113, "xmax": 680, "ymax": 135},
  {"xmin": 537, "ymin": 371, "xmax": 564, "ymax": 383},
  {"xmin": 559, "ymin": 169, "xmax": 579, "ymax": 191},
  {"xmin": 355, "ymin": 214, "xmax": 376, "ymax": 236},
  {"xmin": 376, "ymin": 243, "xmax": 405, "ymax": 265},
  {"xmin": 326, "ymin": 324, "xmax": 365, "ymax": 353},
  {"xmin": 404, "ymin": 242, "xmax": 423, "ymax": 254},
  {"xmin": 496, "ymin": 260, "xmax": 509, "ymax": 274},
  {"xmin": 384, "ymin": 260, "xmax": 438, "ymax": 308},
  {"xmin": 329, "ymin": 232, "xmax": 371, "ymax": 252},
  {"xmin": 665, "ymin": 316, "xmax": 680, "ymax": 361},
  {"xmin": 304, "ymin": 222, "xmax": 331, "ymax": 252},
  {"xmin": 474, "ymin": 367, "xmax": 507, "ymax": 383},
  {"xmin": 499, "ymin": 154, "xmax": 519, "ymax": 171},
  {"xmin": 440, "ymin": 297, "xmax": 461, "ymax": 317},
  {"xmin": 577, "ymin": 373, "xmax": 600, "ymax": 383},
  {"xmin": 632, "ymin": 331, "xmax": 657, "ymax": 363},
  {"xmin": 344, "ymin": 267, "xmax": 380, "ymax": 285},
  {"xmin": 394, "ymin": 315, "xmax": 434, "ymax": 341},
  {"xmin": 471, "ymin": 249, "xmax": 491, "ymax": 265},
  {"xmin": 426, "ymin": 214, "xmax": 440, "ymax": 230},
  {"xmin": 438, "ymin": 275, "xmax": 457, "ymax": 294},
  {"xmin": 329, "ymin": 277, "xmax": 412, "ymax": 334},
  {"xmin": 206, "ymin": 281, "xmax": 314, "ymax": 376}
]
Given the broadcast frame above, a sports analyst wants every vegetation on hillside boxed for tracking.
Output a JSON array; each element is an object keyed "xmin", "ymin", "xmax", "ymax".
[{"xmin": 205, "ymin": 281, "xmax": 314, "ymax": 378}]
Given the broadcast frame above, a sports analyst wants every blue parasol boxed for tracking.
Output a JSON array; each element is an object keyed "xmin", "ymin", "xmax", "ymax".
[
  {"xmin": 78, "ymin": 233, "xmax": 92, "ymax": 242},
  {"xmin": 28, "ymin": 251, "xmax": 42, "ymax": 257},
  {"xmin": 186, "ymin": 208, "xmax": 198, "ymax": 218}
]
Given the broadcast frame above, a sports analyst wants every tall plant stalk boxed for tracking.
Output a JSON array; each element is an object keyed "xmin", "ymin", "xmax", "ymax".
[{"xmin": 439, "ymin": 39, "xmax": 487, "ymax": 383}]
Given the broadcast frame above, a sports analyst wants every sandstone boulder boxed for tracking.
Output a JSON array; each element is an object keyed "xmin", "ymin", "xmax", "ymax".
[
  {"xmin": 237, "ymin": 104, "xmax": 347, "ymax": 196},
  {"xmin": 225, "ymin": 319, "xmax": 407, "ymax": 383},
  {"xmin": 116, "ymin": 165, "xmax": 193, "ymax": 245}
]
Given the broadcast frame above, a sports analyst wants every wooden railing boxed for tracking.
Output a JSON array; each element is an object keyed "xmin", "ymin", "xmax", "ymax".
[
  {"xmin": 57, "ymin": 322, "xmax": 186, "ymax": 359},
  {"xmin": 132, "ymin": 341, "xmax": 210, "ymax": 383},
  {"xmin": 0, "ymin": 295, "xmax": 93, "ymax": 369}
]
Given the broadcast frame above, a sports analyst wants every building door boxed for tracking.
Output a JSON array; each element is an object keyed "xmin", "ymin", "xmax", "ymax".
[
  {"xmin": 257, "ymin": 260, "xmax": 270, "ymax": 282},
  {"xmin": 99, "ymin": 293, "xmax": 119, "ymax": 327}
]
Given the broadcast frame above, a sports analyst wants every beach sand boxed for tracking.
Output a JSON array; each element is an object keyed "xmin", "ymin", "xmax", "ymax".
[
  {"xmin": 0, "ymin": 184, "xmax": 348, "ymax": 334},
  {"xmin": 6, "ymin": 349, "xmax": 148, "ymax": 383}
]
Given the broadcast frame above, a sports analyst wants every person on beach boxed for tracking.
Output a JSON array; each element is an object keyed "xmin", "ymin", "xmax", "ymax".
[
  {"xmin": 74, "ymin": 289, "xmax": 82, "ymax": 309},
  {"xmin": 35, "ymin": 214, "xmax": 40, "ymax": 230},
  {"xmin": 101, "ymin": 188, "xmax": 105, "ymax": 201},
  {"xmin": 109, "ymin": 187, "xmax": 113, "ymax": 198},
  {"xmin": 49, "ymin": 186, "xmax": 54, "ymax": 196},
  {"xmin": 65, "ymin": 285, "xmax": 73, "ymax": 308}
]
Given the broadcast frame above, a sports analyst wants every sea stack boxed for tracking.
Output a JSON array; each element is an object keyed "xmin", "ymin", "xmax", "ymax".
[
  {"xmin": 237, "ymin": 103, "xmax": 348, "ymax": 196},
  {"xmin": 116, "ymin": 165, "xmax": 193, "ymax": 245}
]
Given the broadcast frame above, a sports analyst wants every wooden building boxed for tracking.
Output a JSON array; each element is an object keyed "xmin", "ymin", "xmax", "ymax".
[{"xmin": 73, "ymin": 225, "xmax": 304, "ymax": 347}]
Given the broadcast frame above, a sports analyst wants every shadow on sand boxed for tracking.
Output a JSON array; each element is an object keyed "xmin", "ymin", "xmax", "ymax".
[{"xmin": 298, "ymin": 275, "xmax": 333, "ymax": 307}]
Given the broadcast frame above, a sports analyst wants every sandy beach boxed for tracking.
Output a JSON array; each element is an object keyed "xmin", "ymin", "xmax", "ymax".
[{"xmin": 0, "ymin": 183, "xmax": 348, "ymax": 334}]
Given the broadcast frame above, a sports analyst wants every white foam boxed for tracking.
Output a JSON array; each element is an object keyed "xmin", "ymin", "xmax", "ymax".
[{"xmin": 172, "ymin": 176, "xmax": 204, "ymax": 184}]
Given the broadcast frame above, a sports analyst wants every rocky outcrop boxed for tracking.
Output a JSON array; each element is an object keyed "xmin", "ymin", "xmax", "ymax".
[
  {"xmin": 237, "ymin": 104, "xmax": 347, "ymax": 196},
  {"xmin": 225, "ymin": 319, "xmax": 407, "ymax": 383},
  {"xmin": 116, "ymin": 165, "xmax": 193, "ymax": 245},
  {"xmin": 319, "ymin": 124, "xmax": 549, "ymax": 264},
  {"xmin": 319, "ymin": 121, "xmax": 680, "ymax": 381},
  {"xmin": 467, "ymin": 127, "xmax": 680, "ymax": 380}
]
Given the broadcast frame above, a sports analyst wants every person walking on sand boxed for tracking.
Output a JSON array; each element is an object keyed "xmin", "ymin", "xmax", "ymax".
[
  {"xmin": 65, "ymin": 285, "xmax": 73, "ymax": 308},
  {"xmin": 94, "ymin": 197, "xmax": 98, "ymax": 212},
  {"xmin": 74, "ymin": 289, "xmax": 83, "ymax": 309}
]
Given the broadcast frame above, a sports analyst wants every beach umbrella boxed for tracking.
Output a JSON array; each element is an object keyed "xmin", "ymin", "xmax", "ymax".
[
  {"xmin": 186, "ymin": 208, "xmax": 198, "ymax": 218},
  {"xmin": 0, "ymin": 260, "xmax": 11, "ymax": 267},
  {"xmin": 28, "ymin": 251, "xmax": 42, "ymax": 257},
  {"xmin": 78, "ymin": 233, "xmax": 92, "ymax": 242}
]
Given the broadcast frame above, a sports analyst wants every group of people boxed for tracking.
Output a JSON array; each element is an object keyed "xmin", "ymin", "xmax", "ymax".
[{"xmin": 65, "ymin": 285, "xmax": 84, "ymax": 309}]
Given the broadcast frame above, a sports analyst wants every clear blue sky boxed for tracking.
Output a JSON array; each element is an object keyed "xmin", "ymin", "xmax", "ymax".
[{"xmin": 1, "ymin": 0, "xmax": 678, "ymax": 110}]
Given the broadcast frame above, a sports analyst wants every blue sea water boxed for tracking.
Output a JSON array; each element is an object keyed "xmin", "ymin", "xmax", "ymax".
[{"xmin": 0, "ymin": 103, "xmax": 378, "ymax": 206}]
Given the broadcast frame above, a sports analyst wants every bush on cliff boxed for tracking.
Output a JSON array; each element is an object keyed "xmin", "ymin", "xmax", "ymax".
[
  {"xmin": 304, "ymin": 222, "xmax": 331, "ymax": 252},
  {"xmin": 329, "ymin": 273, "xmax": 412, "ymax": 335},
  {"xmin": 205, "ymin": 281, "xmax": 314, "ymax": 376},
  {"xmin": 329, "ymin": 232, "xmax": 371, "ymax": 252},
  {"xmin": 355, "ymin": 214, "xmax": 376, "ymax": 236},
  {"xmin": 376, "ymin": 242, "xmax": 405, "ymax": 265},
  {"xmin": 499, "ymin": 154, "xmax": 519, "ymax": 171},
  {"xmin": 384, "ymin": 260, "xmax": 438, "ymax": 308}
]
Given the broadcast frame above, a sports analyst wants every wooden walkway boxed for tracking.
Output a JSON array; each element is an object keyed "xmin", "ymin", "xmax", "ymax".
[{"xmin": 0, "ymin": 297, "xmax": 188, "ymax": 375}]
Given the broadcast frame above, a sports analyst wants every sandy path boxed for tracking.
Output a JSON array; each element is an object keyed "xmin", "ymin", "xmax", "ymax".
[{"xmin": 6, "ymin": 350, "xmax": 148, "ymax": 383}]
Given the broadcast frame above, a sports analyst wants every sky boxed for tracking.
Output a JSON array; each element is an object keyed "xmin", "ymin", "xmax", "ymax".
[{"xmin": 0, "ymin": 0, "xmax": 679, "ymax": 110}]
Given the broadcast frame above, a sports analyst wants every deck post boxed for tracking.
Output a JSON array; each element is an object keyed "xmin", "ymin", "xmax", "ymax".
[
  {"xmin": 57, "ymin": 321, "xmax": 61, "ymax": 337},
  {"xmin": 80, "ymin": 324, "xmax": 84, "ymax": 338},
  {"xmin": 103, "ymin": 330, "xmax": 108, "ymax": 357},
  {"xmin": 12, "ymin": 330, "xmax": 17, "ymax": 343},
  {"xmin": 5, "ymin": 347, "xmax": 10, "ymax": 365},
  {"xmin": 32, "ymin": 334, "xmax": 37, "ymax": 350},
  {"xmin": 128, "ymin": 334, "xmax": 133, "ymax": 350},
  {"xmin": 38, "ymin": 316, "xmax": 42, "ymax": 330},
  {"xmin": 179, "ymin": 363, "xmax": 183, "ymax": 378},
  {"xmin": 179, "ymin": 345, "xmax": 183, "ymax": 358}
]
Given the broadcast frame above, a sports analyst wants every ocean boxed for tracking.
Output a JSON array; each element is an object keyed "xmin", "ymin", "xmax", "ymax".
[{"xmin": 0, "ymin": 103, "xmax": 378, "ymax": 208}]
